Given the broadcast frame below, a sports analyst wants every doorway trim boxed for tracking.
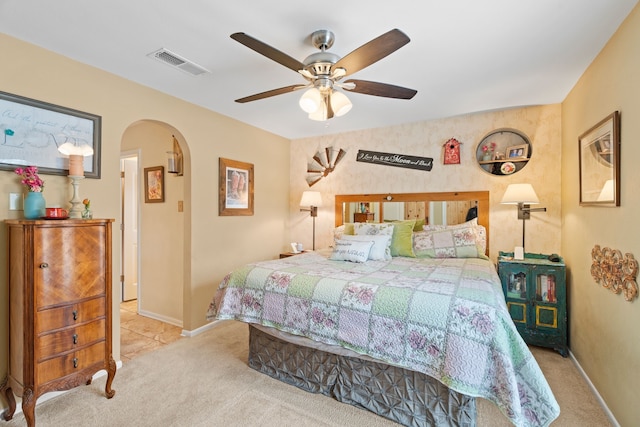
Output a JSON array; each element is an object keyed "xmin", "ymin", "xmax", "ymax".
[{"xmin": 120, "ymin": 149, "xmax": 142, "ymax": 307}]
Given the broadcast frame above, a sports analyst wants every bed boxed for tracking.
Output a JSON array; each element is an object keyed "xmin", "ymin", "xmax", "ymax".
[{"xmin": 206, "ymin": 191, "xmax": 560, "ymax": 427}]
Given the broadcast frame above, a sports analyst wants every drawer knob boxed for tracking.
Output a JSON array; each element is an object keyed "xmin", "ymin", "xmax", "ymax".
[
  {"xmin": 73, "ymin": 358, "xmax": 78, "ymax": 368},
  {"xmin": 72, "ymin": 310, "xmax": 78, "ymax": 321},
  {"xmin": 39, "ymin": 262, "xmax": 49, "ymax": 269},
  {"xmin": 73, "ymin": 334, "xmax": 78, "ymax": 345}
]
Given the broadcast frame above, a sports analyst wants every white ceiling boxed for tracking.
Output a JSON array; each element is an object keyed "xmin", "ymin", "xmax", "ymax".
[{"xmin": 1, "ymin": 1, "xmax": 637, "ymax": 140}]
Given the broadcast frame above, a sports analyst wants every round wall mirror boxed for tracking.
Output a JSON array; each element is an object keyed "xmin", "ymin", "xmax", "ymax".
[{"xmin": 476, "ymin": 128, "xmax": 531, "ymax": 175}]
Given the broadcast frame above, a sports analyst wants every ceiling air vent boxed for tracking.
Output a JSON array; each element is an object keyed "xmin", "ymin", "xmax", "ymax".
[{"xmin": 147, "ymin": 48, "xmax": 209, "ymax": 76}]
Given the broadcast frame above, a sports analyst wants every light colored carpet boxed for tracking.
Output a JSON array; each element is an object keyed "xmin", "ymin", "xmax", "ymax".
[{"xmin": 3, "ymin": 320, "xmax": 612, "ymax": 426}]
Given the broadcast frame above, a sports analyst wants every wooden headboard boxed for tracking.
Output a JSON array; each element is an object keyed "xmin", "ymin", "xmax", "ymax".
[{"xmin": 335, "ymin": 191, "xmax": 490, "ymax": 255}]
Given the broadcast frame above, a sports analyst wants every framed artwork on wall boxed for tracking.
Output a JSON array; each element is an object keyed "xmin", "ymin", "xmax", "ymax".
[
  {"xmin": 144, "ymin": 166, "xmax": 165, "ymax": 203},
  {"xmin": 0, "ymin": 91, "xmax": 102, "ymax": 178},
  {"xmin": 219, "ymin": 157, "xmax": 254, "ymax": 216},
  {"xmin": 579, "ymin": 111, "xmax": 620, "ymax": 206}
]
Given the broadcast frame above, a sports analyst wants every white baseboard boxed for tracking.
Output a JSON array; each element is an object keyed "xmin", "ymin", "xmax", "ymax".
[
  {"xmin": 8, "ymin": 360, "xmax": 124, "ymax": 417},
  {"xmin": 136, "ymin": 309, "xmax": 182, "ymax": 328},
  {"xmin": 569, "ymin": 350, "xmax": 620, "ymax": 427},
  {"xmin": 181, "ymin": 319, "xmax": 223, "ymax": 337}
]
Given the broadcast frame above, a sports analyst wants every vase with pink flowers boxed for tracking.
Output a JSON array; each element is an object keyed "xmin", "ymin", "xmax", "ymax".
[
  {"xmin": 15, "ymin": 166, "xmax": 46, "ymax": 219},
  {"xmin": 481, "ymin": 142, "xmax": 497, "ymax": 161}
]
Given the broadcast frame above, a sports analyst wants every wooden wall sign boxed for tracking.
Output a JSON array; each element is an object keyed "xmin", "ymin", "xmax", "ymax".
[{"xmin": 356, "ymin": 150, "xmax": 433, "ymax": 171}]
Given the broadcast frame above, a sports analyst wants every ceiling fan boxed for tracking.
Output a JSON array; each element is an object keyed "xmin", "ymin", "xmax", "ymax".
[{"xmin": 231, "ymin": 29, "xmax": 417, "ymax": 121}]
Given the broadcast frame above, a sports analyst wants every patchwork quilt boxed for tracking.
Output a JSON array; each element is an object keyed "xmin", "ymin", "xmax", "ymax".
[{"xmin": 206, "ymin": 253, "xmax": 560, "ymax": 427}]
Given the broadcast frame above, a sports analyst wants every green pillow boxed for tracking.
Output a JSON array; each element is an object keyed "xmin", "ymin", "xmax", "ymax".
[
  {"xmin": 390, "ymin": 220, "xmax": 416, "ymax": 257},
  {"xmin": 413, "ymin": 218, "xmax": 425, "ymax": 231}
]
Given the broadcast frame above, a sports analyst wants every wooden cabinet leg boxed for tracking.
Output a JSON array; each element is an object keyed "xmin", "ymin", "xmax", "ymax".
[
  {"xmin": 105, "ymin": 357, "xmax": 116, "ymax": 398},
  {"xmin": 21, "ymin": 388, "xmax": 35, "ymax": 427},
  {"xmin": 1, "ymin": 382, "xmax": 16, "ymax": 421}
]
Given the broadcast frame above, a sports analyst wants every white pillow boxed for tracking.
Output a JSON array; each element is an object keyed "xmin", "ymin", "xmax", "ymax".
[
  {"xmin": 329, "ymin": 239, "xmax": 374, "ymax": 263},
  {"xmin": 339, "ymin": 234, "xmax": 392, "ymax": 261}
]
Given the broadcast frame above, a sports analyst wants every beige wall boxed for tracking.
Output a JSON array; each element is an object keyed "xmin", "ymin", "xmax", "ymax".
[
  {"xmin": 0, "ymin": 33, "xmax": 291, "ymax": 397},
  {"xmin": 290, "ymin": 105, "xmax": 563, "ymax": 261},
  {"xmin": 561, "ymin": 4, "xmax": 640, "ymax": 426}
]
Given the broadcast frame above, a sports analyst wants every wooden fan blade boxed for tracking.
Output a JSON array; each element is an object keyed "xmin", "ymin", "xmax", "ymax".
[
  {"xmin": 235, "ymin": 85, "xmax": 305, "ymax": 103},
  {"xmin": 343, "ymin": 79, "xmax": 417, "ymax": 99},
  {"xmin": 333, "ymin": 29, "xmax": 410, "ymax": 77},
  {"xmin": 231, "ymin": 32, "xmax": 305, "ymax": 73}
]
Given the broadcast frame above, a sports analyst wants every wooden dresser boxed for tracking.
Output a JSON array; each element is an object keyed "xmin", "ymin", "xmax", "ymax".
[{"xmin": 1, "ymin": 219, "xmax": 116, "ymax": 426}]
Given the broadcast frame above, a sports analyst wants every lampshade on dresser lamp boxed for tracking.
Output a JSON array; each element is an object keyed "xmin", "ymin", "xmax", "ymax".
[
  {"xmin": 299, "ymin": 191, "xmax": 323, "ymax": 250},
  {"xmin": 58, "ymin": 141, "xmax": 94, "ymax": 218},
  {"xmin": 501, "ymin": 183, "xmax": 547, "ymax": 253}
]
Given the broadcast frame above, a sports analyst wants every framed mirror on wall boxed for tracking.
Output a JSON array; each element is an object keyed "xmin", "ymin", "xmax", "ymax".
[{"xmin": 579, "ymin": 111, "xmax": 620, "ymax": 206}]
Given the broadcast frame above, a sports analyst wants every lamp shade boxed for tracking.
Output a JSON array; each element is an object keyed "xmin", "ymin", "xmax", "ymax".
[
  {"xmin": 501, "ymin": 183, "xmax": 540, "ymax": 205},
  {"xmin": 330, "ymin": 91, "xmax": 352, "ymax": 117},
  {"xmin": 300, "ymin": 191, "xmax": 323, "ymax": 207},
  {"xmin": 597, "ymin": 179, "xmax": 614, "ymax": 201},
  {"xmin": 299, "ymin": 88, "xmax": 322, "ymax": 113},
  {"xmin": 308, "ymin": 101, "xmax": 327, "ymax": 121},
  {"xmin": 58, "ymin": 141, "xmax": 94, "ymax": 156}
]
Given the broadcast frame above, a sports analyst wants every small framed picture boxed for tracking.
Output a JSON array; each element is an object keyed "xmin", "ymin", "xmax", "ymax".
[
  {"xmin": 144, "ymin": 166, "xmax": 164, "ymax": 203},
  {"xmin": 506, "ymin": 144, "xmax": 529, "ymax": 160}
]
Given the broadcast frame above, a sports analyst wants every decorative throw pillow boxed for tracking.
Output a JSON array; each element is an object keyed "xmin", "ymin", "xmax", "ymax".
[
  {"xmin": 420, "ymin": 218, "xmax": 487, "ymax": 257},
  {"xmin": 333, "ymin": 223, "xmax": 355, "ymax": 241},
  {"xmin": 329, "ymin": 239, "xmax": 374, "ymax": 263},
  {"xmin": 390, "ymin": 220, "xmax": 416, "ymax": 257},
  {"xmin": 412, "ymin": 225, "xmax": 488, "ymax": 259},
  {"xmin": 340, "ymin": 234, "xmax": 392, "ymax": 260},
  {"xmin": 353, "ymin": 222, "xmax": 394, "ymax": 236},
  {"xmin": 353, "ymin": 222, "xmax": 394, "ymax": 259}
]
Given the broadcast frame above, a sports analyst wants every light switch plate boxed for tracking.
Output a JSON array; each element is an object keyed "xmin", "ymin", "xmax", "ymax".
[{"xmin": 9, "ymin": 193, "xmax": 22, "ymax": 211}]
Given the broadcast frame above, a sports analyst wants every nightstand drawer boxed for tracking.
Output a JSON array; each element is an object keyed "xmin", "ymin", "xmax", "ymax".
[{"xmin": 37, "ymin": 318, "xmax": 106, "ymax": 359}]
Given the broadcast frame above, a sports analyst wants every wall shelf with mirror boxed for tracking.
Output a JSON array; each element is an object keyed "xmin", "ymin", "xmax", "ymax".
[{"xmin": 476, "ymin": 128, "xmax": 532, "ymax": 176}]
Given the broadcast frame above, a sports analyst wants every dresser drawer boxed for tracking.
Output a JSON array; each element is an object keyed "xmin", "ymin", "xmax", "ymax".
[
  {"xmin": 36, "ymin": 297, "xmax": 105, "ymax": 333},
  {"xmin": 37, "ymin": 318, "xmax": 106, "ymax": 360},
  {"xmin": 37, "ymin": 341, "xmax": 106, "ymax": 385}
]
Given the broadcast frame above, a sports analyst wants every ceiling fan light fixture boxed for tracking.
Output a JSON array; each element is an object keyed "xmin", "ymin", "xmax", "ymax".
[
  {"xmin": 308, "ymin": 102, "xmax": 328, "ymax": 121},
  {"xmin": 330, "ymin": 90, "xmax": 352, "ymax": 117},
  {"xmin": 299, "ymin": 88, "xmax": 322, "ymax": 113}
]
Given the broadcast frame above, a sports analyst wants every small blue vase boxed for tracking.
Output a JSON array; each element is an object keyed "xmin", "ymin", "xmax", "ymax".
[{"xmin": 24, "ymin": 192, "xmax": 46, "ymax": 219}]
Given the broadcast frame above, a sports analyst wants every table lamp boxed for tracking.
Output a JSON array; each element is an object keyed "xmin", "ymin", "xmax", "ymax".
[
  {"xmin": 501, "ymin": 183, "xmax": 547, "ymax": 253},
  {"xmin": 58, "ymin": 141, "xmax": 94, "ymax": 218}
]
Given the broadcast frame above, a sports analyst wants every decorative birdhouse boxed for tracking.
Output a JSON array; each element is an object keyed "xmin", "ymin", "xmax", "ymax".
[{"xmin": 443, "ymin": 138, "xmax": 461, "ymax": 165}]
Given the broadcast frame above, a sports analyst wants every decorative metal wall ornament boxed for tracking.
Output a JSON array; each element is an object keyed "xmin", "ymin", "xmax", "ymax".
[
  {"xmin": 590, "ymin": 245, "xmax": 638, "ymax": 301},
  {"xmin": 306, "ymin": 146, "xmax": 346, "ymax": 187}
]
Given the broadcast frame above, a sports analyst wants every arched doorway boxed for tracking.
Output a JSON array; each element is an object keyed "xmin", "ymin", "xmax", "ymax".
[{"xmin": 119, "ymin": 120, "xmax": 190, "ymax": 358}]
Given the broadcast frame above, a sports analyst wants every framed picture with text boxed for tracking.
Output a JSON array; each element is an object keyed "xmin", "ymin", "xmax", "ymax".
[{"xmin": 0, "ymin": 91, "xmax": 101, "ymax": 178}]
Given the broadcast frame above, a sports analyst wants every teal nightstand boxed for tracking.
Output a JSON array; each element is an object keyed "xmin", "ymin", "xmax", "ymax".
[{"xmin": 498, "ymin": 252, "xmax": 568, "ymax": 357}]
